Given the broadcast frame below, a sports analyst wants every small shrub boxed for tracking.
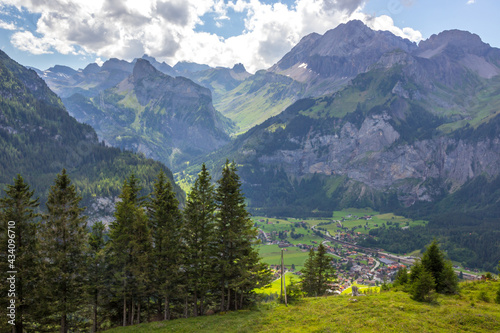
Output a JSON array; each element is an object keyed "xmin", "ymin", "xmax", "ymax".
[
  {"xmin": 477, "ymin": 290, "xmax": 490, "ymax": 303},
  {"xmin": 495, "ymin": 286, "xmax": 500, "ymax": 304}
]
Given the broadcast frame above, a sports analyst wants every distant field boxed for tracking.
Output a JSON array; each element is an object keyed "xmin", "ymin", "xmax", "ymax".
[
  {"xmin": 256, "ymin": 245, "xmax": 314, "ymax": 270},
  {"xmin": 252, "ymin": 210, "xmax": 427, "ymax": 242},
  {"xmin": 254, "ymin": 272, "xmax": 300, "ymax": 295}
]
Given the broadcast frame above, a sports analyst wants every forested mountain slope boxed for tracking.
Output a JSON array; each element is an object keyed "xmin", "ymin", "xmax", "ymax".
[{"xmin": 0, "ymin": 50, "xmax": 183, "ymax": 222}]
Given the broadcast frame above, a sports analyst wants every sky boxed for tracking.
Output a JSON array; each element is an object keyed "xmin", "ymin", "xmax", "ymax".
[{"xmin": 0, "ymin": 0, "xmax": 498, "ymax": 73}]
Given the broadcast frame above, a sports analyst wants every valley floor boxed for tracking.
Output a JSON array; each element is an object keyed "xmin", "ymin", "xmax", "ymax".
[{"xmin": 106, "ymin": 280, "xmax": 500, "ymax": 333}]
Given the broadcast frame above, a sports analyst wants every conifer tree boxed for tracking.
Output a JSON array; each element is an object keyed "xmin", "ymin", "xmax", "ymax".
[
  {"xmin": 394, "ymin": 267, "xmax": 409, "ymax": 286},
  {"xmin": 0, "ymin": 175, "xmax": 39, "ymax": 333},
  {"xmin": 215, "ymin": 161, "xmax": 266, "ymax": 311},
  {"xmin": 87, "ymin": 221, "xmax": 108, "ymax": 332},
  {"xmin": 108, "ymin": 174, "xmax": 151, "ymax": 326},
  {"xmin": 183, "ymin": 164, "xmax": 216, "ymax": 316},
  {"xmin": 301, "ymin": 244, "xmax": 336, "ymax": 296},
  {"xmin": 410, "ymin": 267, "xmax": 436, "ymax": 302},
  {"xmin": 315, "ymin": 244, "xmax": 336, "ymax": 295},
  {"xmin": 148, "ymin": 171, "xmax": 183, "ymax": 320},
  {"xmin": 421, "ymin": 240, "xmax": 458, "ymax": 294},
  {"xmin": 301, "ymin": 248, "xmax": 318, "ymax": 296},
  {"xmin": 38, "ymin": 169, "xmax": 87, "ymax": 333}
]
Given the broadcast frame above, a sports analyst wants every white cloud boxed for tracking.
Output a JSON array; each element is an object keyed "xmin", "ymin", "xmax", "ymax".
[
  {"xmin": 11, "ymin": 31, "xmax": 53, "ymax": 54},
  {"xmin": 353, "ymin": 13, "xmax": 423, "ymax": 43},
  {"xmin": 0, "ymin": 19, "xmax": 17, "ymax": 30},
  {"xmin": 4, "ymin": 0, "xmax": 423, "ymax": 72},
  {"xmin": 466, "ymin": 0, "xmax": 475, "ymax": 4}
]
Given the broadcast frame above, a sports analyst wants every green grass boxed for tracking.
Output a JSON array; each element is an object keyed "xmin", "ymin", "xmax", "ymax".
[
  {"xmin": 254, "ymin": 272, "xmax": 300, "ymax": 295},
  {"xmin": 257, "ymin": 245, "xmax": 315, "ymax": 270},
  {"xmin": 105, "ymin": 280, "xmax": 500, "ymax": 332},
  {"xmin": 341, "ymin": 282, "xmax": 381, "ymax": 295}
]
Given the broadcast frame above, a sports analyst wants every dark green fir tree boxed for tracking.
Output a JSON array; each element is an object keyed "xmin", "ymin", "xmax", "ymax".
[
  {"xmin": 215, "ymin": 161, "xmax": 270, "ymax": 311},
  {"xmin": 183, "ymin": 164, "xmax": 216, "ymax": 316},
  {"xmin": 38, "ymin": 169, "xmax": 88, "ymax": 333},
  {"xmin": 148, "ymin": 171, "xmax": 183, "ymax": 320},
  {"xmin": 0, "ymin": 175, "xmax": 39, "ymax": 333}
]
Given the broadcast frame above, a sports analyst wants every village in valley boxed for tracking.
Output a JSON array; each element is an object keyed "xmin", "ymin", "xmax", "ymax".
[{"xmin": 254, "ymin": 210, "xmax": 480, "ymax": 294}]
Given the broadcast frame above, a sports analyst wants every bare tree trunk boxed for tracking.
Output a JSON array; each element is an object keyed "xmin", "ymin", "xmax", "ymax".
[
  {"xmin": 164, "ymin": 296, "xmax": 170, "ymax": 320},
  {"xmin": 193, "ymin": 290, "xmax": 198, "ymax": 317},
  {"xmin": 234, "ymin": 289, "xmax": 238, "ymax": 311},
  {"xmin": 137, "ymin": 300, "xmax": 141, "ymax": 324},
  {"xmin": 92, "ymin": 290, "xmax": 98, "ymax": 332},
  {"xmin": 123, "ymin": 279, "xmax": 127, "ymax": 327},
  {"xmin": 130, "ymin": 299, "xmax": 135, "ymax": 326},
  {"xmin": 220, "ymin": 282, "xmax": 225, "ymax": 312},
  {"xmin": 123, "ymin": 296, "xmax": 127, "ymax": 326},
  {"xmin": 240, "ymin": 291, "xmax": 244, "ymax": 309},
  {"xmin": 60, "ymin": 313, "xmax": 67, "ymax": 333},
  {"xmin": 226, "ymin": 288, "xmax": 231, "ymax": 311},
  {"xmin": 184, "ymin": 296, "xmax": 188, "ymax": 318},
  {"xmin": 200, "ymin": 294, "xmax": 205, "ymax": 316}
]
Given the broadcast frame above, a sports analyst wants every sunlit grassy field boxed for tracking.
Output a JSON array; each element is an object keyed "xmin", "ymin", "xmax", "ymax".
[{"xmin": 106, "ymin": 280, "xmax": 500, "ymax": 333}]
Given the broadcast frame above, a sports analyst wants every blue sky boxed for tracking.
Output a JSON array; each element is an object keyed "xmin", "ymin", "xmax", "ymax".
[{"xmin": 0, "ymin": 0, "xmax": 498, "ymax": 73}]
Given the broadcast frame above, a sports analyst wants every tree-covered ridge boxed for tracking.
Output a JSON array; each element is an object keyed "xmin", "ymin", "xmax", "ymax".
[
  {"xmin": 0, "ymin": 165, "xmax": 271, "ymax": 332},
  {"xmin": 0, "ymin": 49, "xmax": 183, "ymax": 213}
]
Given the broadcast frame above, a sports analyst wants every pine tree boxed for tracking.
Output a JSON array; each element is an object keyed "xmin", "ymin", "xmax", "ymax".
[
  {"xmin": 301, "ymin": 248, "xmax": 317, "ymax": 296},
  {"xmin": 87, "ymin": 221, "xmax": 108, "ymax": 332},
  {"xmin": 394, "ymin": 267, "xmax": 409, "ymax": 286},
  {"xmin": 0, "ymin": 175, "xmax": 39, "ymax": 333},
  {"xmin": 38, "ymin": 169, "xmax": 87, "ymax": 333},
  {"xmin": 315, "ymin": 244, "xmax": 336, "ymax": 295},
  {"xmin": 108, "ymin": 174, "xmax": 151, "ymax": 326},
  {"xmin": 183, "ymin": 164, "xmax": 216, "ymax": 316},
  {"xmin": 421, "ymin": 240, "xmax": 458, "ymax": 294},
  {"xmin": 410, "ymin": 267, "xmax": 436, "ymax": 302},
  {"xmin": 148, "ymin": 171, "xmax": 183, "ymax": 320},
  {"xmin": 301, "ymin": 244, "xmax": 336, "ymax": 296},
  {"xmin": 215, "ymin": 161, "xmax": 267, "ymax": 311}
]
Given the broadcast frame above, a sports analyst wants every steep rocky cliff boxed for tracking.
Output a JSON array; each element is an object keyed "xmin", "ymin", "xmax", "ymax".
[{"xmin": 63, "ymin": 59, "xmax": 233, "ymax": 169}]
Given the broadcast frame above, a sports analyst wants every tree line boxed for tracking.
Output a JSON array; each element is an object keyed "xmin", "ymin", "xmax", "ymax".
[{"xmin": 0, "ymin": 161, "xmax": 271, "ymax": 332}]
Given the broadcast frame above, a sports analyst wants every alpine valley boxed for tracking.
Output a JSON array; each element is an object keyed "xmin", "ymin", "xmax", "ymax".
[{"xmin": 4, "ymin": 20, "xmax": 500, "ymax": 271}]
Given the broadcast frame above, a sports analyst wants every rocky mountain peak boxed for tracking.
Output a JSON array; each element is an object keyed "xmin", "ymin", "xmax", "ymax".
[
  {"xmin": 46, "ymin": 65, "xmax": 78, "ymax": 76},
  {"xmin": 132, "ymin": 58, "xmax": 161, "ymax": 81},
  {"xmin": 232, "ymin": 63, "xmax": 246, "ymax": 73},
  {"xmin": 101, "ymin": 58, "xmax": 134, "ymax": 72},
  {"xmin": 82, "ymin": 63, "xmax": 100, "ymax": 74},
  {"xmin": 417, "ymin": 29, "xmax": 491, "ymax": 58}
]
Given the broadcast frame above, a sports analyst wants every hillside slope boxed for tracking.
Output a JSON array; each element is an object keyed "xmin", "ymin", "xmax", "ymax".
[{"xmin": 106, "ymin": 281, "xmax": 500, "ymax": 332}]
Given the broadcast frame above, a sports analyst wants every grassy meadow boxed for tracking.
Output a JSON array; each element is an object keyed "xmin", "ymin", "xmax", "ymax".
[{"xmin": 105, "ymin": 280, "xmax": 500, "ymax": 333}]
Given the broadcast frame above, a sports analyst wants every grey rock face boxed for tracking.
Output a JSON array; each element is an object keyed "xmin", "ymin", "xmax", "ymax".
[{"xmin": 257, "ymin": 112, "xmax": 500, "ymax": 204}]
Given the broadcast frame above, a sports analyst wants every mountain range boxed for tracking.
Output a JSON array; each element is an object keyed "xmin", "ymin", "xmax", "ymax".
[
  {"xmin": 0, "ymin": 50, "xmax": 183, "ymax": 223},
  {"xmin": 13, "ymin": 20, "xmax": 500, "ymax": 269}
]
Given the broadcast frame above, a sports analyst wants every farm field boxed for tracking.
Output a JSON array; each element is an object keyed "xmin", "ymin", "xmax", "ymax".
[
  {"xmin": 252, "ymin": 209, "xmax": 427, "ymax": 239},
  {"xmin": 256, "ymin": 244, "xmax": 315, "ymax": 271},
  {"xmin": 254, "ymin": 272, "xmax": 300, "ymax": 295}
]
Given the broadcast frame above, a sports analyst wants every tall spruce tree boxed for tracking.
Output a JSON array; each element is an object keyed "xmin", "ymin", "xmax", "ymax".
[
  {"xmin": 108, "ymin": 174, "xmax": 151, "ymax": 326},
  {"xmin": 421, "ymin": 240, "xmax": 458, "ymax": 294},
  {"xmin": 0, "ymin": 175, "xmax": 39, "ymax": 333},
  {"xmin": 38, "ymin": 169, "xmax": 87, "ymax": 333},
  {"xmin": 301, "ymin": 248, "xmax": 317, "ymax": 296},
  {"xmin": 301, "ymin": 244, "xmax": 336, "ymax": 296},
  {"xmin": 148, "ymin": 171, "xmax": 183, "ymax": 320},
  {"xmin": 87, "ymin": 221, "xmax": 108, "ymax": 332},
  {"xmin": 183, "ymin": 164, "xmax": 216, "ymax": 317},
  {"xmin": 215, "ymin": 161, "xmax": 267, "ymax": 311}
]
